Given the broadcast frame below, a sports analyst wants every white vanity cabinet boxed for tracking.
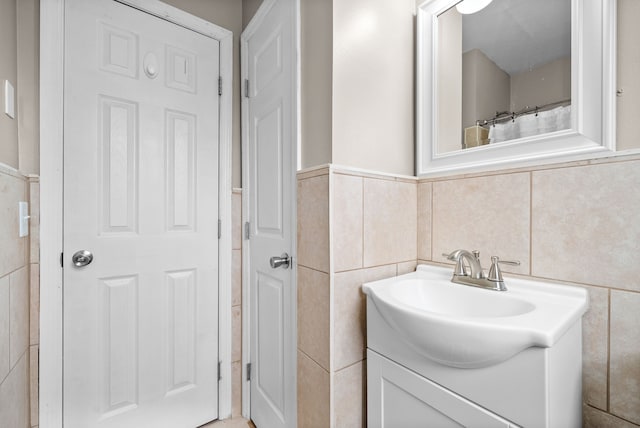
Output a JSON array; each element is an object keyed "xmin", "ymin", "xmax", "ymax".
[
  {"xmin": 366, "ymin": 298, "xmax": 583, "ymax": 427},
  {"xmin": 368, "ymin": 350, "xmax": 516, "ymax": 428},
  {"xmin": 363, "ymin": 265, "xmax": 587, "ymax": 427}
]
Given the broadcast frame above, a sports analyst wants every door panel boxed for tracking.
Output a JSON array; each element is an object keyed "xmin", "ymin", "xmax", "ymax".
[
  {"xmin": 256, "ymin": 271, "xmax": 285, "ymax": 415},
  {"xmin": 244, "ymin": 0, "xmax": 296, "ymax": 426},
  {"xmin": 64, "ymin": 1, "xmax": 220, "ymax": 427},
  {"xmin": 99, "ymin": 96, "xmax": 138, "ymax": 234},
  {"xmin": 256, "ymin": 103, "xmax": 284, "ymax": 234},
  {"xmin": 99, "ymin": 275, "xmax": 138, "ymax": 417}
]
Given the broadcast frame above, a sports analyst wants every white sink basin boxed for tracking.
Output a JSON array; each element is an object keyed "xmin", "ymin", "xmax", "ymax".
[{"xmin": 363, "ymin": 264, "xmax": 588, "ymax": 368}]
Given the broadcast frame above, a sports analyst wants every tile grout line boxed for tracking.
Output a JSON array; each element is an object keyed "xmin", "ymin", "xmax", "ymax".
[
  {"xmin": 0, "ymin": 346, "xmax": 29, "ymax": 387},
  {"xmin": 414, "ymin": 182, "xmax": 418, "ymax": 267},
  {"xmin": 584, "ymin": 404, "xmax": 640, "ymax": 427},
  {"xmin": 328, "ymin": 170, "xmax": 335, "ymax": 427},
  {"xmin": 529, "ymin": 171, "xmax": 533, "ymax": 276},
  {"xmin": 334, "ymin": 259, "xmax": 419, "ymax": 275},
  {"xmin": 606, "ymin": 289, "xmax": 611, "ymax": 412},
  {"xmin": 334, "ymin": 357, "xmax": 366, "ymax": 374},
  {"xmin": 430, "ymin": 182, "xmax": 434, "ymax": 262},
  {"xmin": 297, "ymin": 348, "xmax": 330, "ymax": 375},
  {"xmin": 361, "ymin": 177, "xmax": 365, "ymax": 270},
  {"xmin": 297, "ymin": 264, "xmax": 330, "ymax": 276}
]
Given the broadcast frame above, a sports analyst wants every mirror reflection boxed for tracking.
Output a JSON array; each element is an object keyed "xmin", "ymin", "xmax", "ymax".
[{"xmin": 437, "ymin": 0, "xmax": 571, "ymax": 154}]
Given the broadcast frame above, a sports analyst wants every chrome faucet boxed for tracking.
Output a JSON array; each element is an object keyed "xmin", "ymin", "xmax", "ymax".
[
  {"xmin": 445, "ymin": 249, "xmax": 484, "ymax": 279},
  {"xmin": 443, "ymin": 249, "xmax": 520, "ymax": 291}
]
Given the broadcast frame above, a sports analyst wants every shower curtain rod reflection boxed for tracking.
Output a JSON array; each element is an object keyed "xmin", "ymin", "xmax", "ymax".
[{"xmin": 476, "ymin": 98, "xmax": 571, "ymax": 127}]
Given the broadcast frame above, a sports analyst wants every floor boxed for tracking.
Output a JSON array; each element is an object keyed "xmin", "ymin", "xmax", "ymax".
[{"xmin": 201, "ymin": 417, "xmax": 255, "ymax": 428}]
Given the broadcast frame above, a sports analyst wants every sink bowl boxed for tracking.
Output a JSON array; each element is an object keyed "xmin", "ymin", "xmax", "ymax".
[{"xmin": 363, "ymin": 264, "xmax": 588, "ymax": 368}]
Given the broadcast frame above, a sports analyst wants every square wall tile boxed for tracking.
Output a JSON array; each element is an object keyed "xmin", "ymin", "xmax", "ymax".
[
  {"xmin": 432, "ymin": 173, "xmax": 530, "ymax": 274},
  {"xmin": 610, "ymin": 290, "xmax": 640, "ymax": 425},
  {"xmin": 0, "ymin": 172, "xmax": 28, "ymax": 278},
  {"xmin": 28, "ymin": 181, "xmax": 39, "ymax": 264},
  {"xmin": 332, "ymin": 173, "xmax": 363, "ymax": 272},
  {"xmin": 363, "ymin": 179, "xmax": 417, "ymax": 267},
  {"xmin": 29, "ymin": 264, "xmax": 39, "ymax": 346},
  {"xmin": 10, "ymin": 266, "xmax": 29, "ymax": 367},
  {"xmin": 584, "ymin": 404, "xmax": 639, "ymax": 428},
  {"xmin": 232, "ymin": 306, "xmax": 241, "ymax": 363},
  {"xmin": 232, "ymin": 250, "xmax": 241, "ymax": 307},
  {"xmin": 582, "ymin": 286, "xmax": 609, "ymax": 410},
  {"xmin": 532, "ymin": 161, "xmax": 640, "ymax": 289},
  {"xmin": 334, "ymin": 361, "xmax": 365, "ymax": 428},
  {"xmin": 417, "ymin": 182, "xmax": 432, "ymax": 261},
  {"xmin": 397, "ymin": 261, "xmax": 417, "ymax": 276},
  {"xmin": 298, "ymin": 350, "xmax": 329, "ymax": 428},
  {"xmin": 333, "ymin": 265, "xmax": 396, "ymax": 371},
  {"xmin": 0, "ymin": 275, "xmax": 9, "ymax": 381},
  {"xmin": 231, "ymin": 361, "xmax": 241, "ymax": 418},
  {"xmin": 30, "ymin": 345, "xmax": 38, "ymax": 427},
  {"xmin": 232, "ymin": 190, "xmax": 242, "ymax": 250},
  {"xmin": 0, "ymin": 351, "xmax": 29, "ymax": 428},
  {"xmin": 297, "ymin": 267, "xmax": 330, "ymax": 370},
  {"xmin": 298, "ymin": 175, "xmax": 329, "ymax": 272}
]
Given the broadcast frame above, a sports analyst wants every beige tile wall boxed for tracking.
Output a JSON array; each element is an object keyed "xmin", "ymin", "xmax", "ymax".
[
  {"xmin": 431, "ymin": 172, "xmax": 530, "ymax": 274},
  {"xmin": 296, "ymin": 170, "xmax": 331, "ymax": 428},
  {"xmin": 296, "ymin": 166, "xmax": 418, "ymax": 428},
  {"xmin": 420, "ymin": 156, "xmax": 640, "ymax": 427},
  {"xmin": 27, "ymin": 177, "xmax": 38, "ymax": 428},
  {"xmin": 298, "ymin": 157, "xmax": 640, "ymax": 427},
  {"xmin": 231, "ymin": 189, "xmax": 243, "ymax": 418},
  {"xmin": 0, "ymin": 166, "xmax": 30, "ymax": 428}
]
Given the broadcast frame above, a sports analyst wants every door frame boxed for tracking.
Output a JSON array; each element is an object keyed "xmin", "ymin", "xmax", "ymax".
[
  {"xmin": 240, "ymin": 0, "xmax": 300, "ymax": 420},
  {"xmin": 39, "ymin": 1, "xmax": 233, "ymax": 426}
]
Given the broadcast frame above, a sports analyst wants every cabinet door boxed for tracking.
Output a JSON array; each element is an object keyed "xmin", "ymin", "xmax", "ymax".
[{"xmin": 367, "ymin": 350, "xmax": 515, "ymax": 428}]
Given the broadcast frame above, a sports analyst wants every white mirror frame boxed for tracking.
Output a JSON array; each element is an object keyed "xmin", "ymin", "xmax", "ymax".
[{"xmin": 417, "ymin": 0, "xmax": 617, "ymax": 177}]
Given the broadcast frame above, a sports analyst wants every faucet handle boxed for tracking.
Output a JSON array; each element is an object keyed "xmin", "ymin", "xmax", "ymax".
[{"xmin": 487, "ymin": 256, "xmax": 520, "ymax": 282}]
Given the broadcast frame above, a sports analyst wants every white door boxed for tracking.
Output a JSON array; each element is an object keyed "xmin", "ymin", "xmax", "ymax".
[
  {"xmin": 242, "ymin": 0, "xmax": 297, "ymax": 427},
  {"xmin": 63, "ymin": 1, "xmax": 220, "ymax": 427}
]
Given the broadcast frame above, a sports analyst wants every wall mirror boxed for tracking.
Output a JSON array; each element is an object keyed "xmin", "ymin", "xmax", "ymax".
[{"xmin": 416, "ymin": 0, "xmax": 616, "ymax": 176}]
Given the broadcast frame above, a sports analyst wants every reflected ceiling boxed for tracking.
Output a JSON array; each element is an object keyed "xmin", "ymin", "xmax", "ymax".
[{"xmin": 461, "ymin": 0, "xmax": 570, "ymax": 75}]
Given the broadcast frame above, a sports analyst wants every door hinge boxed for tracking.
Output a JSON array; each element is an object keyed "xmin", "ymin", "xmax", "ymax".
[
  {"xmin": 218, "ymin": 219, "xmax": 222, "ymax": 239},
  {"xmin": 244, "ymin": 222, "xmax": 250, "ymax": 240},
  {"xmin": 244, "ymin": 79, "xmax": 249, "ymax": 98},
  {"xmin": 246, "ymin": 363, "xmax": 252, "ymax": 381},
  {"xmin": 218, "ymin": 76, "xmax": 223, "ymax": 96},
  {"xmin": 60, "ymin": 252, "xmax": 64, "ymax": 267},
  {"xmin": 218, "ymin": 361, "xmax": 222, "ymax": 381}
]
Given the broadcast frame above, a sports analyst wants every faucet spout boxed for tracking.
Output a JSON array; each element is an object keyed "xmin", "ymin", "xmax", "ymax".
[{"xmin": 444, "ymin": 249, "xmax": 484, "ymax": 279}]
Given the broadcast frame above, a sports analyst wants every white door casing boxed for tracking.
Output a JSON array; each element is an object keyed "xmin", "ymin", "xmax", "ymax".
[
  {"xmin": 40, "ymin": 0, "xmax": 234, "ymax": 426},
  {"xmin": 241, "ymin": 0, "xmax": 299, "ymax": 426}
]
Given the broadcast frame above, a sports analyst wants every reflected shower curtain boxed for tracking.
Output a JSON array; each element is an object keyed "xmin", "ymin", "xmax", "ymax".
[{"xmin": 488, "ymin": 105, "xmax": 571, "ymax": 144}]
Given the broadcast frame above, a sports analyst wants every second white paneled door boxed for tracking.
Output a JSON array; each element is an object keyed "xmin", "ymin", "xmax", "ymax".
[
  {"xmin": 63, "ymin": 1, "xmax": 220, "ymax": 426},
  {"xmin": 242, "ymin": 0, "xmax": 298, "ymax": 426}
]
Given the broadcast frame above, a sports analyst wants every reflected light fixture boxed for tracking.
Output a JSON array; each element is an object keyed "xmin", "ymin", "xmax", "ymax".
[{"xmin": 456, "ymin": 0, "xmax": 493, "ymax": 14}]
